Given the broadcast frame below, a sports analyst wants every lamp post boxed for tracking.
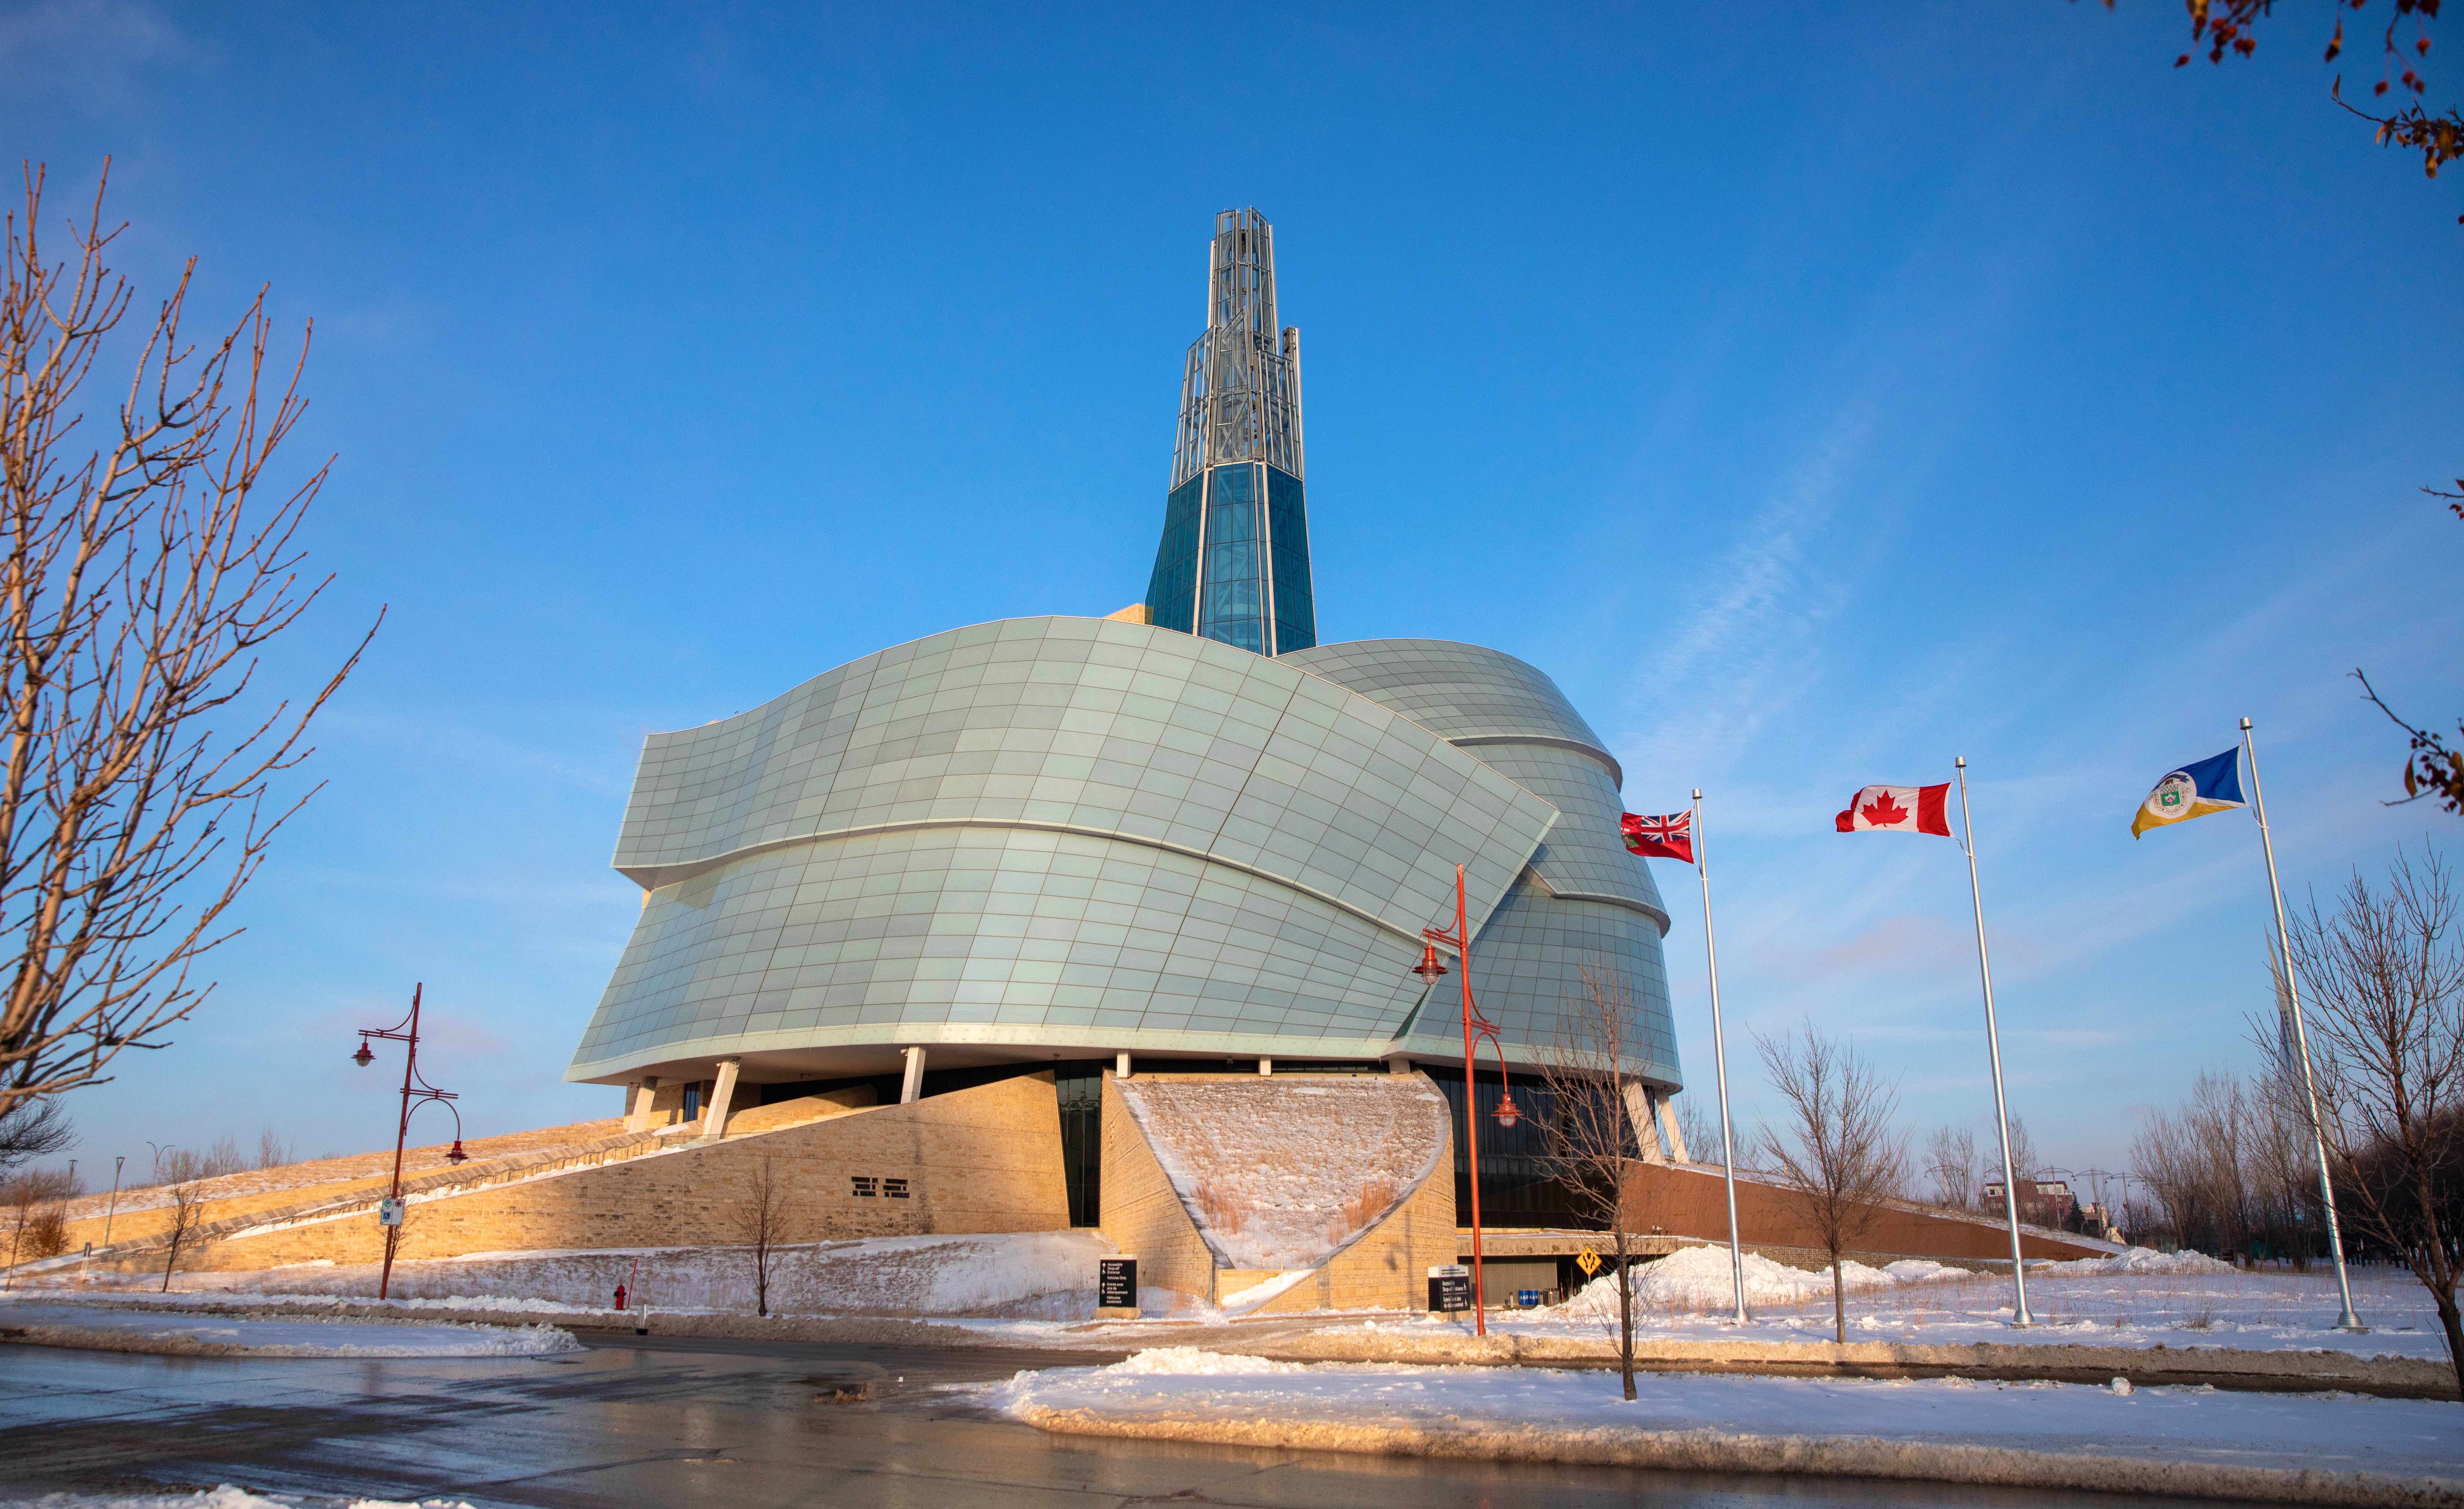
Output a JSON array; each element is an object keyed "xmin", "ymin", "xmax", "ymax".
[
  {"xmin": 1412, "ymin": 863, "xmax": 1519, "ymax": 1337},
  {"xmin": 354, "ymin": 983, "xmax": 468, "ymax": 1300}
]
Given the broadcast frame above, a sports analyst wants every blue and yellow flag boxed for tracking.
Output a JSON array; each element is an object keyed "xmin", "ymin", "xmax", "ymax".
[{"xmin": 2132, "ymin": 748, "xmax": 2245, "ymax": 838}]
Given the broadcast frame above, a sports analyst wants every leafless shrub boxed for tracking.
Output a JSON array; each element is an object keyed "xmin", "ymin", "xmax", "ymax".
[
  {"xmin": 744, "ymin": 1154, "xmax": 785, "ymax": 1318},
  {"xmin": 2284, "ymin": 844, "xmax": 2464, "ymax": 1401},
  {"xmin": 1754, "ymin": 1021, "xmax": 1910, "ymax": 1344},
  {"xmin": 1925, "ymin": 1126, "xmax": 1977, "ymax": 1210},
  {"xmin": 3, "ymin": 1166, "xmax": 72, "ymax": 1281},
  {"xmin": 0, "ymin": 163, "xmax": 377, "ymax": 1123},
  {"xmin": 152, "ymin": 1148, "xmax": 210, "ymax": 1291},
  {"xmin": 1530, "ymin": 969, "xmax": 1651, "ymax": 1398},
  {"xmin": 1673, "ymin": 1093, "xmax": 1720, "ymax": 1169},
  {"xmin": 255, "ymin": 1127, "xmax": 290, "ymax": 1170}
]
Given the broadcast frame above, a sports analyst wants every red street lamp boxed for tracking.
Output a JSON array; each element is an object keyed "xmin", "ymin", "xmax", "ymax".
[
  {"xmin": 353, "ymin": 983, "xmax": 464, "ymax": 1301},
  {"xmin": 1413, "ymin": 863, "xmax": 1519, "ymax": 1336}
]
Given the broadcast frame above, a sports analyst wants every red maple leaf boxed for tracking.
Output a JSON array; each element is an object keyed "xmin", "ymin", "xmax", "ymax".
[{"xmin": 1859, "ymin": 791, "xmax": 1909, "ymax": 827}]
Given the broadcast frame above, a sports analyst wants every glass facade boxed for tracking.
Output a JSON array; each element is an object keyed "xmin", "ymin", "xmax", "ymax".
[
  {"xmin": 1056, "ymin": 1061, "xmax": 1103, "ymax": 1227},
  {"xmin": 1266, "ymin": 466, "xmax": 1314, "ymax": 653},
  {"xmin": 1143, "ymin": 475, "xmax": 1204, "ymax": 635},
  {"xmin": 1144, "ymin": 463, "xmax": 1315, "ymax": 655}
]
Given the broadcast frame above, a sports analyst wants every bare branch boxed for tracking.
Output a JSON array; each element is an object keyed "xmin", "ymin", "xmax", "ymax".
[{"xmin": 0, "ymin": 162, "xmax": 377, "ymax": 1119}]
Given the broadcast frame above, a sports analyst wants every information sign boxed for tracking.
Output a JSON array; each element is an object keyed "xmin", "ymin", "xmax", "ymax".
[
  {"xmin": 1097, "ymin": 1256, "xmax": 1138, "ymax": 1310},
  {"xmin": 377, "ymin": 1198, "xmax": 406, "ymax": 1228},
  {"xmin": 1426, "ymin": 1263, "xmax": 1471, "ymax": 1313}
]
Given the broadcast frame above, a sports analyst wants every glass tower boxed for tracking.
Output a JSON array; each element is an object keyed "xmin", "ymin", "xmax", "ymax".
[{"xmin": 1143, "ymin": 209, "xmax": 1316, "ymax": 656}]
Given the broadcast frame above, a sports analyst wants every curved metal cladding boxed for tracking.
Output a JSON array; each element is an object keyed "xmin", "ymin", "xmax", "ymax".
[
  {"xmin": 566, "ymin": 617, "xmax": 1561, "ymax": 1085},
  {"xmin": 1279, "ymin": 640, "xmax": 1681, "ymax": 1091}
]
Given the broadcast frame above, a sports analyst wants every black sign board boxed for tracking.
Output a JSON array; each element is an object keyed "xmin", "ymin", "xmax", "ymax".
[
  {"xmin": 1098, "ymin": 1256, "xmax": 1138, "ymax": 1310},
  {"xmin": 1427, "ymin": 1263, "xmax": 1471, "ymax": 1313}
]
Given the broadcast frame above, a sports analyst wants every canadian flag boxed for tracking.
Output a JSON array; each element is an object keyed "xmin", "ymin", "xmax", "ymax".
[{"xmin": 1835, "ymin": 783, "xmax": 1952, "ymax": 836}]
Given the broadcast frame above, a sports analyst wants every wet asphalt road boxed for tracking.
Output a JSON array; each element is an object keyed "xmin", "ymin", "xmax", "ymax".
[{"xmin": 0, "ymin": 1329, "xmax": 2261, "ymax": 1508}]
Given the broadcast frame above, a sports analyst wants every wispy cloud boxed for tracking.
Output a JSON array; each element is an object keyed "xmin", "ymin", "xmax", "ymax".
[{"xmin": 0, "ymin": 0, "xmax": 181, "ymax": 112}]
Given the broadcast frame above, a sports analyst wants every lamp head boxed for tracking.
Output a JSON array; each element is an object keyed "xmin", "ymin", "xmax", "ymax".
[
  {"xmin": 352, "ymin": 1041, "xmax": 374, "ymax": 1068},
  {"xmin": 1412, "ymin": 943, "xmax": 1448, "ymax": 981}
]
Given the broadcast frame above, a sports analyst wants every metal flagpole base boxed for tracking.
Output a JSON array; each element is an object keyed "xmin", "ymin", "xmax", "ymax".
[
  {"xmin": 2335, "ymin": 1311, "xmax": 2367, "ymax": 1332},
  {"xmin": 2011, "ymin": 1308, "xmax": 2035, "ymax": 1328}
]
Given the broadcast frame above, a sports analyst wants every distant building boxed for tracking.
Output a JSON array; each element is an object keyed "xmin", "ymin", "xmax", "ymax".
[{"xmin": 1983, "ymin": 1177, "xmax": 2078, "ymax": 1230}]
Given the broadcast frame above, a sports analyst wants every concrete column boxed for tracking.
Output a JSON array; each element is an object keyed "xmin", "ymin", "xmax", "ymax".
[
  {"xmin": 625, "ymin": 1077, "xmax": 660, "ymax": 1134},
  {"xmin": 702, "ymin": 1058, "xmax": 742, "ymax": 1139},
  {"xmin": 1386, "ymin": 1056, "xmax": 1413, "ymax": 1075},
  {"xmin": 900, "ymin": 1046, "xmax": 927, "ymax": 1105},
  {"xmin": 1623, "ymin": 1081, "xmax": 1668, "ymax": 1165},
  {"xmin": 1257, "ymin": 1057, "xmax": 1273, "ymax": 1076},
  {"xmin": 1115, "ymin": 1052, "xmax": 1131, "ymax": 1079},
  {"xmin": 1656, "ymin": 1093, "xmax": 1690, "ymax": 1165}
]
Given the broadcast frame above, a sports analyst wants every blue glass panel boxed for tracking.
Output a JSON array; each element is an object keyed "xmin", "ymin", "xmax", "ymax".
[
  {"xmin": 1143, "ymin": 474, "xmax": 1205, "ymax": 633},
  {"xmin": 1197, "ymin": 464, "xmax": 1266, "ymax": 653},
  {"xmin": 1265, "ymin": 466, "xmax": 1314, "ymax": 653}
]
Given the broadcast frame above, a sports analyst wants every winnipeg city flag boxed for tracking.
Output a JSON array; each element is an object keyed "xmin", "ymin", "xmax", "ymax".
[{"xmin": 2132, "ymin": 747, "xmax": 2245, "ymax": 838}]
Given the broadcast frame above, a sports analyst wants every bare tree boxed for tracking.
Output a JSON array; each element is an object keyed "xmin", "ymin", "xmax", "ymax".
[
  {"xmin": 0, "ymin": 1097, "xmax": 69, "ymax": 1172},
  {"xmin": 0, "ymin": 164, "xmax": 377, "ymax": 1123},
  {"xmin": 152, "ymin": 1147, "xmax": 209, "ymax": 1291},
  {"xmin": 1754, "ymin": 1022, "xmax": 1910, "ymax": 1344},
  {"xmin": 744, "ymin": 1154, "xmax": 785, "ymax": 1318},
  {"xmin": 2284, "ymin": 844, "xmax": 2464, "ymax": 1399},
  {"xmin": 1529, "ymin": 970, "xmax": 1650, "ymax": 1399},
  {"xmin": 1925, "ymin": 1126, "xmax": 1977, "ymax": 1210},
  {"xmin": 254, "ymin": 1127, "xmax": 290, "ymax": 1170},
  {"xmin": 2, "ymin": 1165, "xmax": 72, "ymax": 1284},
  {"xmin": 1673, "ymin": 1092, "xmax": 1719, "ymax": 1169}
]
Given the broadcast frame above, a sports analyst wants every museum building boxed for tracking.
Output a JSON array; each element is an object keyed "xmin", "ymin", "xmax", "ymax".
[{"xmin": 47, "ymin": 211, "xmax": 2114, "ymax": 1305}]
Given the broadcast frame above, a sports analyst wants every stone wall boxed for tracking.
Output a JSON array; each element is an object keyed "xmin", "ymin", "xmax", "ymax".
[
  {"xmin": 82, "ymin": 1073, "xmax": 1069, "ymax": 1277},
  {"xmin": 1623, "ymin": 1161, "xmax": 2108, "ymax": 1262}
]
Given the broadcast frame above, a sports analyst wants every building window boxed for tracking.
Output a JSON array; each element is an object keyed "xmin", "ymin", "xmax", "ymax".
[
  {"xmin": 850, "ymin": 1176, "xmax": 878, "ymax": 1198},
  {"xmin": 883, "ymin": 1177, "xmax": 910, "ymax": 1200},
  {"xmin": 682, "ymin": 1083, "xmax": 702, "ymax": 1120}
]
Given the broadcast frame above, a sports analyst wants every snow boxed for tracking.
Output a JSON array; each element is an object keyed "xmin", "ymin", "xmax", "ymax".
[
  {"xmin": 1216, "ymin": 1269, "xmax": 1315, "ymax": 1314},
  {"xmin": 1488, "ymin": 1248, "xmax": 2462, "ymax": 1363},
  {"xmin": 1558, "ymin": 1245, "xmax": 1970, "ymax": 1318},
  {"xmin": 0, "ymin": 1489, "xmax": 475, "ymax": 1509},
  {"xmin": 0, "ymin": 1302, "xmax": 579, "ymax": 1358},
  {"xmin": 29, "ymin": 1231, "xmax": 1113, "ymax": 1318},
  {"xmin": 990, "ymin": 1350, "xmax": 2464, "ymax": 1495},
  {"xmin": 1114, "ymin": 1076, "xmax": 1447, "ymax": 1271}
]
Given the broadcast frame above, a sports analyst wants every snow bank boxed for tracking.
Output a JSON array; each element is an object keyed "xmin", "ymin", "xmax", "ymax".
[
  {"xmin": 0, "ymin": 1489, "xmax": 475, "ymax": 1509},
  {"xmin": 43, "ymin": 1231, "xmax": 1115, "ymax": 1317},
  {"xmin": 1109, "ymin": 1346, "xmax": 1309, "ymax": 1376},
  {"xmin": 2035, "ymin": 1247, "xmax": 2235, "ymax": 1278},
  {"xmin": 1557, "ymin": 1245, "xmax": 1970, "ymax": 1319},
  {"xmin": 0, "ymin": 1303, "xmax": 580, "ymax": 1358},
  {"xmin": 990, "ymin": 1355, "xmax": 2464, "ymax": 1503}
]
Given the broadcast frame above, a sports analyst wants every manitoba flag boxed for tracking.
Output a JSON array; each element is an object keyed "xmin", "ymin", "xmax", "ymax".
[
  {"xmin": 1835, "ymin": 784, "xmax": 1952, "ymax": 836},
  {"xmin": 1621, "ymin": 811, "xmax": 1694, "ymax": 863}
]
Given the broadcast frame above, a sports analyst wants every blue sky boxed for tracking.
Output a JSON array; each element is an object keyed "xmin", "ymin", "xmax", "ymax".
[{"xmin": 5, "ymin": 1, "xmax": 2457, "ymax": 1187}]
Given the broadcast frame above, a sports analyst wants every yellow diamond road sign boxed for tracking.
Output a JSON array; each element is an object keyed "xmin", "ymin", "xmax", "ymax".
[{"xmin": 1575, "ymin": 1248, "xmax": 1602, "ymax": 1278}]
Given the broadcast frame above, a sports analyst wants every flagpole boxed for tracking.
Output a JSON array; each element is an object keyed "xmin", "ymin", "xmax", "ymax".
[
  {"xmin": 1954, "ymin": 757, "xmax": 2034, "ymax": 1328},
  {"xmin": 2240, "ymin": 717, "xmax": 2363, "ymax": 1331},
  {"xmin": 1693, "ymin": 790, "xmax": 1748, "ymax": 1326}
]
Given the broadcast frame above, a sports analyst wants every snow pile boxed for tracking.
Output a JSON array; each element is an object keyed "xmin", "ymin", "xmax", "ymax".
[
  {"xmin": 2035, "ymin": 1247, "xmax": 2234, "ymax": 1278},
  {"xmin": 1109, "ymin": 1346, "xmax": 1309, "ymax": 1376},
  {"xmin": 1559, "ymin": 1245, "xmax": 1969, "ymax": 1319},
  {"xmin": 1115, "ymin": 1076, "xmax": 1447, "ymax": 1270},
  {"xmin": 50, "ymin": 1231, "xmax": 1114, "ymax": 1317},
  {"xmin": 988, "ymin": 1354, "xmax": 2464, "ymax": 1494},
  {"xmin": 0, "ymin": 1489, "xmax": 476, "ymax": 1509},
  {"xmin": 0, "ymin": 1303, "xmax": 580, "ymax": 1358}
]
